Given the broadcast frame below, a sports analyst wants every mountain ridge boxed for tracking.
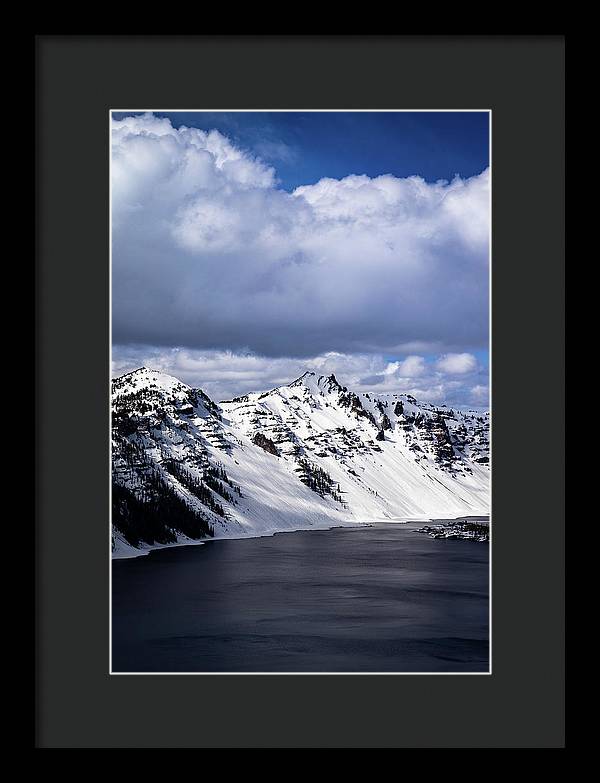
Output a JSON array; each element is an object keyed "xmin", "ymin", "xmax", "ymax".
[{"xmin": 111, "ymin": 367, "xmax": 489, "ymax": 558}]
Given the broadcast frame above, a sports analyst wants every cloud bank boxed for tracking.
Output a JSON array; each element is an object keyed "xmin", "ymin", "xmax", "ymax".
[{"xmin": 112, "ymin": 114, "xmax": 489, "ymax": 361}]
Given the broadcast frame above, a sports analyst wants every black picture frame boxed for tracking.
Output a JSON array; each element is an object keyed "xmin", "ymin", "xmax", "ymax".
[{"xmin": 35, "ymin": 35, "xmax": 565, "ymax": 748}]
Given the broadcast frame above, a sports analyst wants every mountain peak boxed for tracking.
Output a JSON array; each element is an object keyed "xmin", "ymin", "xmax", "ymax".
[
  {"xmin": 287, "ymin": 370, "xmax": 342, "ymax": 394},
  {"xmin": 288, "ymin": 370, "xmax": 316, "ymax": 387},
  {"xmin": 112, "ymin": 366, "xmax": 191, "ymax": 397},
  {"xmin": 112, "ymin": 366, "xmax": 490, "ymax": 557}
]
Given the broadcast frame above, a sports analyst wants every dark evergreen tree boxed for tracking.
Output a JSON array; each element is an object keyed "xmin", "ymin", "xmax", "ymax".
[
  {"xmin": 112, "ymin": 475, "xmax": 214, "ymax": 547},
  {"xmin": 294, "ymin": 458, "xmax": 344, "ymax": 503}
]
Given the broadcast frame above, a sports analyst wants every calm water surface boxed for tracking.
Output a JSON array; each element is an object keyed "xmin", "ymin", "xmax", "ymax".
[{"xmin": 112, "ymin": 520, "xmax": 489, "ymax": 673}]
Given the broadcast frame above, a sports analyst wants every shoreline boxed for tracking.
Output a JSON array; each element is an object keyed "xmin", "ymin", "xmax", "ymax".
[
  {"xmin": 112, "ymin": 512, "xmax": 490, "ymax": 561},
  {"xmin": 112, "ymin": 519, "xmax": 369, "ymax": 560},
  {"xmin": 416, "ymin": 517, "xmax": 490, "ymax": 543}
]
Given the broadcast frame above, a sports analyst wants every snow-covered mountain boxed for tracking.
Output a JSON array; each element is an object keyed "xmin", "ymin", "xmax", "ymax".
[{"xmin": 112, "ymin": 367, "xmax": 490, "ymax": 558}]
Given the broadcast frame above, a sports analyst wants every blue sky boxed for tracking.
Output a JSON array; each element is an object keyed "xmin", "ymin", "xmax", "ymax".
[
  {"xmin": 112, "ymin": 111, "xmax": 489, "ymax": 191},
  {"xmin": 111, "ymin": 112, "xmax": 490, "ymax": 406}
]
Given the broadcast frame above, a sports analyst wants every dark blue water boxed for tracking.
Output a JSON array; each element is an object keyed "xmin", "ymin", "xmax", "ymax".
[{"xmin": 112, "ymin": 521, "xmax": 489, "ymax": 673}]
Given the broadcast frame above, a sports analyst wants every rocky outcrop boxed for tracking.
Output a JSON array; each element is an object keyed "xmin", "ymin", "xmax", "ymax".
[
  {"xmin": 380, "ymin": 413, "xmax": 392, "ymax": 431},
  {"xmin": 251, "ymin": 432, "xmax": 280, "ymax": 456}
]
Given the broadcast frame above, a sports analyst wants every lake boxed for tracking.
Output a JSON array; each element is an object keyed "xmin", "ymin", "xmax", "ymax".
[{"xmin": 112, "ymin": 520, "xmax": 489, "ymax": 673}]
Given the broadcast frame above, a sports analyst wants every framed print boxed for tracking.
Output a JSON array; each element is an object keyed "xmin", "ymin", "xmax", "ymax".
[
  {"xmin": 36, "ymin": 35, "xmax": 565, "ymax": 747},
  {"xmin": 110, "ymin": 108, "xmax": 491, "ymax": 676}
]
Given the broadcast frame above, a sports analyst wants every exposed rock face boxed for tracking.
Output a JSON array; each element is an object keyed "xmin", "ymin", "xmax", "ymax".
[
  {"xmin": 381, "ymin": 413, "xmax": 392, "ymax": 431},
  {"xmin": 337, "ymin": 388, "xmax": 378, "ymax": 427},
  {"xmin": 252, "ymin": 432, "xmax": 280, "ymax": 456}
]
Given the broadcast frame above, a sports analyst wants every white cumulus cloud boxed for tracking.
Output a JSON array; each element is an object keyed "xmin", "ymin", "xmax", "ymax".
[
  {"xmin": 111, "ymin": 114, "xmax": 489, "ymax": 359},
  {"xmin": 436, "ymin": 353, "xmax": 478, "ymax": 374}
]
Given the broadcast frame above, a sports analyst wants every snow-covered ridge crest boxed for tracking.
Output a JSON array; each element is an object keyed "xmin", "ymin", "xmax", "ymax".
[
  {"xmin": 287, "ymin": 370, "xmax": 342, "ymax": 394},
  {"xmin": 111, "ymin": 367, "xmax": 489, "ymax": 558},
  {"xmin": 112, "ymin": 366, "xmax": 191, "ymax": 397}
]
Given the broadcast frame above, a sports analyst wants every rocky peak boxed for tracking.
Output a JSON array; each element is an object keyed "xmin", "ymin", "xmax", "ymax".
[
  {"xmin": 288, "ymin": 370, "xmax": 316, "ymax": 387},
  {"xmin": 288, "ymin": 370, "xmax": 341, "ymax": 395},
  {"xmin": 112, "ymin": 367, "xmax": 220, "ymax": 420}
]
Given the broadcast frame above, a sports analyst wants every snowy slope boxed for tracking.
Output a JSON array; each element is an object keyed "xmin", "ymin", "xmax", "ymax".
[{"xmin": 112, "ymin": 368, "xmax": 489, "ymax": 557}]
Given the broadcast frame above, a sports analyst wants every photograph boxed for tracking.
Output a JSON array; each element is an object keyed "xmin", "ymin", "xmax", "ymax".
[{"xmin": 110, "ymin": 109, "xmax": 491, "ymax": 674}]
